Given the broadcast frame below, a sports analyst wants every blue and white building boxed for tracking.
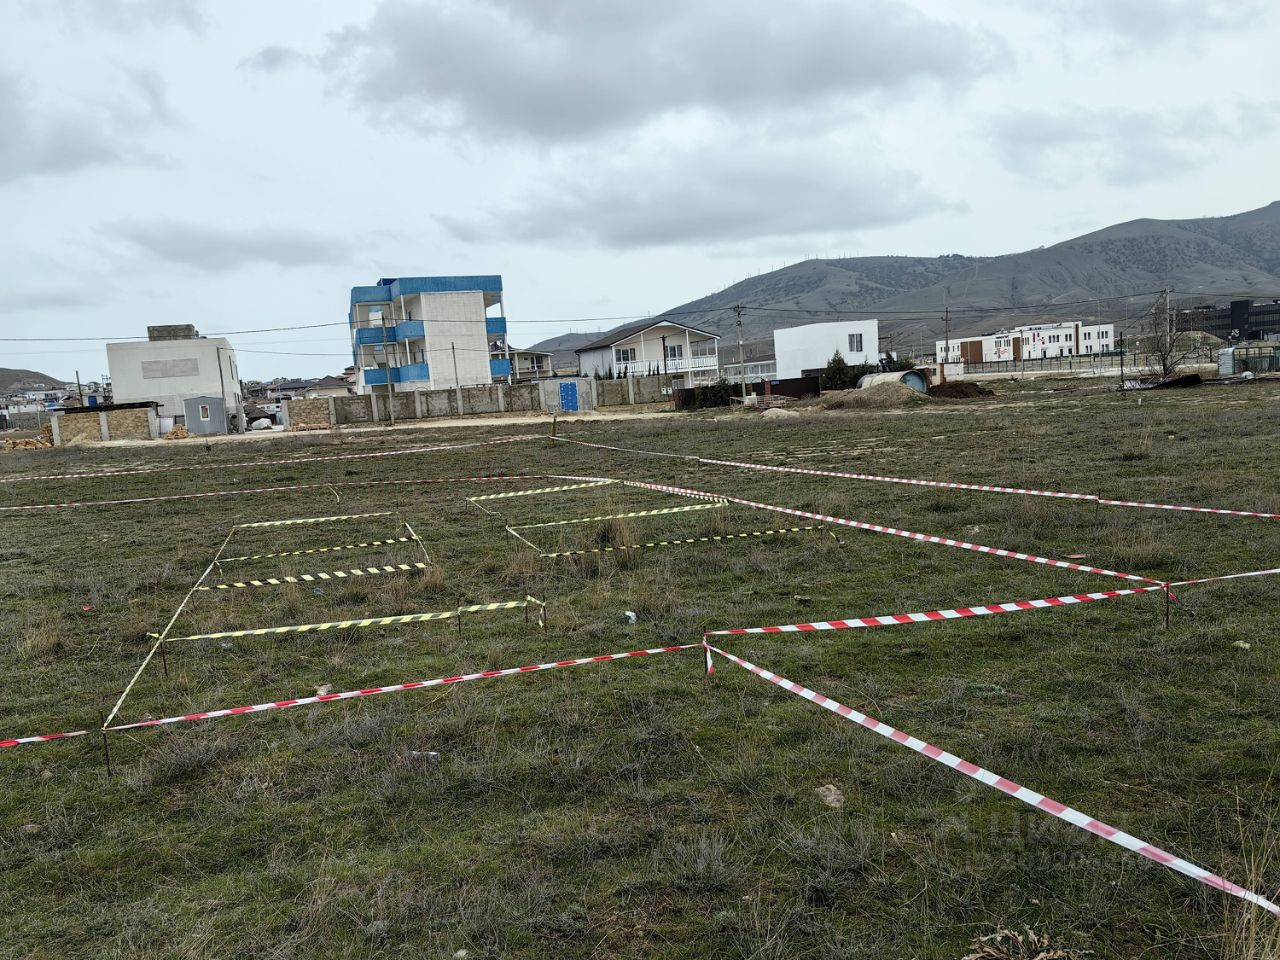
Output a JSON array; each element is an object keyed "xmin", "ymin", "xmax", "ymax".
[{"xmin": 348, "ymin": 276, "xmax": 511, "ymax": 394}]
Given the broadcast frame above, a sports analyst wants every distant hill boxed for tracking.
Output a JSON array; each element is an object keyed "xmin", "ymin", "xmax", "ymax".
[
  {"xmin": 0, "ymin": 368, "xmax": 66, "ymax": 394},
  {"xmin": 532, "ymin": 201, "xmax": 1280, "ymax": 355}
]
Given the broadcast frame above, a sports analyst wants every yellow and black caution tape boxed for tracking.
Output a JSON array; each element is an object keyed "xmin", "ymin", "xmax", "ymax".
[
  {"xmin": 236, "ymin": 511, "xmax": 395, "ymax": 529},
  {"xmin": 468, "ymin": 480, "xmax": 613, "ymax": 502},
  {"xmin": 195, "ymin": 562, "xmax": 430, "ymax": 591},
  {"xmin": 540, "ymin": 527, "xmax": 818, "ymax": 558},
  {"xmin": 218, "ymin": 536, "xmax": 412, "ymax": 564},
  {"xmin": 511, "ymin": 501, "xmax": 726, "ymax": 530},
  {"xmin": 457, "ymin": 600, "xmax": 529, "ymax": 613},
  {"xmin": 157, "ymin": 597, "xmax": 544, "ymax": 643}
]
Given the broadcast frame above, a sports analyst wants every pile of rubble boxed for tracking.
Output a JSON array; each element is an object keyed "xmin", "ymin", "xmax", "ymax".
[
  {"xmin": 164, "ymin": 423, "xmax": 191, "ymax": 440},
  {"xmin": 3, "ymin": 424, "xmax": 54, "ymax": 451}
]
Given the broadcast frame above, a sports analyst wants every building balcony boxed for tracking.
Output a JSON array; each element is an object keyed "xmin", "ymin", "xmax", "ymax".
[
  {"xmin": 353, "ymin": 326, "xmax": 389, "ymax": 345},
  {"xmin": 362, "ymin": 362, "xmax": 430, "ymax": 385},
  {"xmin": 489, "ymin": 357, "xmax": 512, "ymax": 378},
  {"xmin": 486, "ymin": 316, "xmax": 507, "ymax": 336},
  {"xmin": 664, "ymin": 356, "xmax": 718, "ymax": 373},
  {"xmin": 395, "ymin": 320, "xmax": 425, "ymax": 340}
]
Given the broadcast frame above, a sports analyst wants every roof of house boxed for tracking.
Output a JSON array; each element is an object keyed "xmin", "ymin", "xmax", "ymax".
[
  {"xmin": 574, "ymin": 318, "xmax": 720, "ymax": 354},
  {"xmin": 273, "ymin": 378, "xmax": 318, "ymax": 391},
  {"xmin": 314, "ymin": 375, "xmax": 349, "ymax": 388},
  {"xmin": 510, "ymin": 346, "xmax": 553, "ymax": 357}
]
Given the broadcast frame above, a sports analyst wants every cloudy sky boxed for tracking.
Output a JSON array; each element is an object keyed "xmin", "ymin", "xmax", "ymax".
[{"xmin": 2, "ymin": 0, "xmax": 1276, "ymax": 381}]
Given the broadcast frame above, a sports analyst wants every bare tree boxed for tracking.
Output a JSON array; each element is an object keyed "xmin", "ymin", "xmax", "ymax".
[{"xmin": 1145, "ymin": 290, "xmax": 1199, "ymax": 380}]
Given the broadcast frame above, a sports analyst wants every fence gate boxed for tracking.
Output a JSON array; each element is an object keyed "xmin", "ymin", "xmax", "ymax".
[{"xmin": 559, "ymin": 381, "xmax": 579, "ymax": 412}]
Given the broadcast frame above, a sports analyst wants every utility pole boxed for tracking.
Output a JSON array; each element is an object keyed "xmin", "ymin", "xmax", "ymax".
[
  {"xmin": 75, "ymin": 370, "xmax": 84, "ymax": 405},
  {"xmin": 661, "ymin": 334, "xmax": 668, "ymax": 375},
  {"xmin": 734, "ymin": 304, "xmax": 746, "ymax": 402},
  {"xmin": 451, "ymin": 341, "xmax": 461, "ymax": 386},
  {"xmin": 941, "ymin": 307, "xmax": 951, "ymax": 384}
]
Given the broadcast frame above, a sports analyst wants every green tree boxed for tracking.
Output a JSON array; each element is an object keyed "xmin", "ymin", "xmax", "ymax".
[{"xmin": 821, "ymin": 350, "xmax": 853, "ymax": 390}]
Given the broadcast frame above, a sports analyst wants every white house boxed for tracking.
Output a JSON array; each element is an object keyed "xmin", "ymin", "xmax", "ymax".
[
  {"xmin": 576, "ymin": 320, "xmax": 720, "ymax": 386},
  {"xmin": 349, "ymin": 276, "xmax": 511, "ymax": 394},
  {"xmin": 107, "ymin": 325, "xmax": 244, "ymax": 430},
  {"xmin": 510, "ymin": 347, "xmax": 555, "ymax": 380},
  {"xmin": 773, "ymin": 320, "xmax": 879, "ymax": 379},
  {"xmin": 936, "ymin": 321, "xmax": 1115, "ymax": 363}
]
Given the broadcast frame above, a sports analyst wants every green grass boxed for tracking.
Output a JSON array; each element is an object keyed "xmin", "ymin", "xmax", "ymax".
[{"xmin": 2, "ymin": 378, "xmax": 1279, "ymax": 958}]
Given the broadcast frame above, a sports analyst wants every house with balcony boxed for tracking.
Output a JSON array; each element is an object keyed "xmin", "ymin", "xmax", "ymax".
[
  {"xmin": 510, "ymin": 347, "xmax": 555, "ymax": 381},
  {"xmin": 349, "ymin": 275, "xmax": 510, "ymax": 395},
  {"xmin": 574, "ymin": 319, "xmax": 720, "ymax": 386}
]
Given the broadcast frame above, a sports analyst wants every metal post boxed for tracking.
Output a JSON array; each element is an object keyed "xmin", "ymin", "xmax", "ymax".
[
  {"xmin": 160, "ymin": 641, "xmax": 169, "ymax": 677},
  {"xmin": 1164, "ymin": 584, "xmax": 1171, "ymax": 630},
  {"xmin": 99, "ymin": 713, "xmax": 113, "ymax": 779}
]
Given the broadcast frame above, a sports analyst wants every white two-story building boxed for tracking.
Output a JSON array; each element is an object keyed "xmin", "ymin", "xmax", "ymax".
[{"xmin": 575, "ymin": 320, "xmax": 720, "ymax": 387}]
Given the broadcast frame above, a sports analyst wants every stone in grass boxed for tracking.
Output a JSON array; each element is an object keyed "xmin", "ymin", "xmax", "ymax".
[
  {"xmin": 815, "ymin": 784, "xmax": 845, "ymax": 809},
  {"xmin": 1233, "ymin": 640, "xmax": 1251, "ymax": 650}
]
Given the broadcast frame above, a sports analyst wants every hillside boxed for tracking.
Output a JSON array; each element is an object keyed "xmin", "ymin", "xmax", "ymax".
[
  {"xmin": 0, "ymin": 368, "xmax": 65, "ymax": 394},
  {"xmin": 533, "ymin": 201, "xmax": 1280, "ymax": 354}
]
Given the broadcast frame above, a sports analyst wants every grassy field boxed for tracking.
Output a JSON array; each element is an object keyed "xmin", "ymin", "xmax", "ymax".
[{"xmin": 2, "ymin": 378, "xmax": 1279, "ymax": 959}]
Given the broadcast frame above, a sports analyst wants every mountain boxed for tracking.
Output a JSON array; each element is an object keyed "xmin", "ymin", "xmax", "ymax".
[
  {"xmin": 531, "ymin": 201, "xmax": 1280, "ymax": 354},
  {"xmin": 0, "ymin": 368, "xmax": 66, "ymax": 394}
]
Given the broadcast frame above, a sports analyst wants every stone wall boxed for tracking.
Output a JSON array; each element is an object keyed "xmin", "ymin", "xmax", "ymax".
[
  {"xmin": 104, "ymin": 407, "xmax": 154, "ymax": 440},
  {"xmin": 283, "ymin": 397, "xmax": 333, "ymax": 430},
  {"xmin": 58, "ymin": 411, "xmax": 104, "ymax": 444}
]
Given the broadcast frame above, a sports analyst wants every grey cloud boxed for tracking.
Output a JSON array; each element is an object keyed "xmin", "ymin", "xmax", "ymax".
[
  {"xmin": 437, "ymin": 146, "xmax": 952, "ymax": 248},
  {"xmin": 240, "ymin": 45, "xmax": 311, "ymax": 73},
  {"xmin": 324, "ymin": 0, "xmax": 1006, "ymax": 142},
  {"xmin": 0, "ymin": 72, "xmax": 170, "ymax": 183},
  {"xmin": 1052, "ymin": 0, "xmax": 1262, "ymax": 41},
  {"xmin": 990, "ymin": 106, "xmax": 1268, "ymax": 187},
  {"xmin": 106, "ymin": 220, "xmax": 352, "ymax": 272},
  {"xmin": 28, "ymin": 0, "xmax": 205, "ymax": 33}
]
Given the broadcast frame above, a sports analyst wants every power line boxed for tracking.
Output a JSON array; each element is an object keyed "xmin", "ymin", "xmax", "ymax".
[{"xmin": 0, "ymin": 306, "xmax": 736, "ymax": 344}]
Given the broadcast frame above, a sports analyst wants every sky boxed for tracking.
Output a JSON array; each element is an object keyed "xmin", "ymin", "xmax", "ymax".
[{"xmin": 2, "ymin": 0, "xmax": 1277, "ymax": 382}]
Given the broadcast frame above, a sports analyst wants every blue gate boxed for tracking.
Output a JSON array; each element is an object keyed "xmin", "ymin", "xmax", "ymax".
[{"xmin": 559, "ymin": 381, "xmax": 579, "ymax": 412}]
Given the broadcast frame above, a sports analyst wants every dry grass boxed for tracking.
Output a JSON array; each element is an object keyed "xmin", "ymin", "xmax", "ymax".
[{"xmin": 16, "ymin": 621, "xmax": 65, "ymax": 660}]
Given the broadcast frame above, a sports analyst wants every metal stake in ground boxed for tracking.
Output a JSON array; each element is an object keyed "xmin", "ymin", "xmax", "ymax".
[{"xmin": 98, "ymin": 712, "xmax": 112, "ymax": 779}]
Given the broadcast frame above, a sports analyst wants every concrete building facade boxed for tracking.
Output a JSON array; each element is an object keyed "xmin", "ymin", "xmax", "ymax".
[
  {"xmin": 773, "ymin": 320, "xmax": 879, "ymax": 379},
  {"xmin": 349, "ymin": 276, "xmax": 510, "ymax": 395},
  {"xmin": 106, "ymin": 325, "xmax": 244, "ymax": 430}
]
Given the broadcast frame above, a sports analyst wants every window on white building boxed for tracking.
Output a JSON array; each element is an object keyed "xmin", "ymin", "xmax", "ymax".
[
  {"xmin": 615, "ymin": 347, "xmax": 637, "ymax": 364},
  {"xmin": 849, "ymin": 333, "xmax": 864, "ymax": 353},
  {"xmin": 666, "ymin": 344, "xmax": 684, "ymax": 360},
  {"xmin": 690, "ymin": 339, "xmax": 717, "ymax": 358}
]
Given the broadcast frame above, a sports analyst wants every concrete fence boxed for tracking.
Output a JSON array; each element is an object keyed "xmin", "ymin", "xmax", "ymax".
[{"xmin": 281, "ymin": 375, "xmax": 665, "ymax": 429}]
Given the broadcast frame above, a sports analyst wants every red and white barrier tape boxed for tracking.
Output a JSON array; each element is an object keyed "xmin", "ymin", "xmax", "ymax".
[
  {"xmin": 105, "ymin": 643, "xmax": 697, "ymax": 733},
  {"xmin": 704, "ymin": 643, "xmax": 1280, "ymax": 917},
  {"xmin": 0, "ymin": 474, "xmax": 543, "ymax": 513},
  {"xmin": 705, "ymin": 584, "xmax": 1165, "ymax": 635},
  {"xmin": 0, "ymin": 729, "xmax": 90, "ymax": 749},
  {"xmin": 552, "ymin": 436, "xmax": 1280, "ymax": 520},
  {"xmin": 0, "ymin": 434, "xmax": 539, "ymax": 485},
  {"xmin": 702, "ymin": 457, "xmax": 1092, "ymax": 500},
  {"xmin": 624, "ymin": 479, "xmax": 1160, "ymax": 585}
]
